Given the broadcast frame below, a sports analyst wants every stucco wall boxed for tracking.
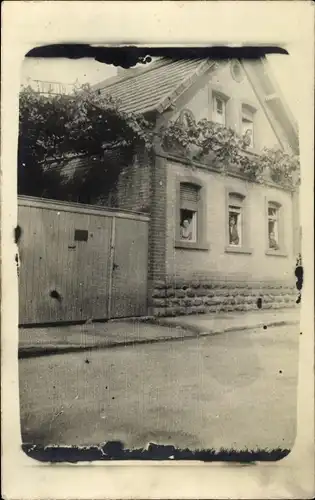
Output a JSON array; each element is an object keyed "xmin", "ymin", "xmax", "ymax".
[
  {"xmin": 165, "ymin": 159, "xmax": 295, "ymax": 283},
  {"xmin": 172, "ymin": 61, "xmax": 284, "ymax": 153}
]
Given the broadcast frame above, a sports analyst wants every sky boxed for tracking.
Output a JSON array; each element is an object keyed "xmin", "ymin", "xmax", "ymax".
[
  {"xmin": 20, "ymin": 52, "xmax": 299, "ymax": 119},
  {"xmin": 21, "ymin": 58, "xmax": 117, "ymax": 88}
]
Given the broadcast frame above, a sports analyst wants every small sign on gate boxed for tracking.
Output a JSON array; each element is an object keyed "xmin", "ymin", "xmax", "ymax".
[{"xmin": 74, "ymin": 229, "xmax": 89, "ymax": 242}]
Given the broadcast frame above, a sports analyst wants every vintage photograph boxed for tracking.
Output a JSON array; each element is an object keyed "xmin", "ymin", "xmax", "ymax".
[{"xmin": 17, "ymin": 47, "xmax": 301, "ymax": 458}]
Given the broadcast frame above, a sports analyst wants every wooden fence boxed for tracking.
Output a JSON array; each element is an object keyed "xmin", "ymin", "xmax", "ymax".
[{"xmin": 18, "ymin": 196, "xmax": 149, "ymax": 325}]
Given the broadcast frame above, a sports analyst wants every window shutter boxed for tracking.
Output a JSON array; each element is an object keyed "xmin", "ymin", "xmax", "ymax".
[{"xmin": 180, "ymin": 183, "xmax": 199, "ymax": 210}]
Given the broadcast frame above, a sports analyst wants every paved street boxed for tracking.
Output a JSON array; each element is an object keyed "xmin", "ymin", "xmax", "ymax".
[{"xmin": 19, "ymin": 324, "xmax": 299, "ymax": 451}]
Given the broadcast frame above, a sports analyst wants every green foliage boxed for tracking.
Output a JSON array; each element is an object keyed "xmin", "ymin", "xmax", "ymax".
[
  {"xmin": 160, "ymin": 117, "xmax": 300, "ymax": 188},
  {"xmin": 18, "ymin": 84, "xmax": 154, "ymax": 198},
  {"xmin": 19, "ymin": 84, "xmax": 299, "ymax": 201}
]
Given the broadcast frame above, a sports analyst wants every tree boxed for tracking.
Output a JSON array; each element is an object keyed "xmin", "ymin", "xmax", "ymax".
[{"xmin": 18, "ymin": 84, "xmax": 154, "ymax": 199}]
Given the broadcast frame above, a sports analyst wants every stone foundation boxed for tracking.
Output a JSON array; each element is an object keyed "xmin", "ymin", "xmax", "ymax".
[{"xmin": 151, "ymin": 279, "xmax": 298, "ymax": 317}]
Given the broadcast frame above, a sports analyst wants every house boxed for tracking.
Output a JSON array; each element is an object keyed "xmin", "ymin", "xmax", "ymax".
[
  {"xmin": 53, "ymin": 57, "xmax": 298, "ymax": 320},
  {"xmin": 89, "ymin": 57, "xmax": 300, "ymax": 317}
]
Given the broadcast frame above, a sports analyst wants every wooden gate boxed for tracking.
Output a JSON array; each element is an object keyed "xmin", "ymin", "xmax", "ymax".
[{"xmin": 18, "ymin": 196, "xmax": 149, "ymax": 325}]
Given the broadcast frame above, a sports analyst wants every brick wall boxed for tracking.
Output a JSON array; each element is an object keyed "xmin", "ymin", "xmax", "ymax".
[
  {"xmin": 92, "ymin": 149, "xmax": 152, "ymax": 212},
  {"xmin": 59, "ymin": 150, "xmax": 152, "ymax": 213},
  {"xmin": 114, "ymin": 149, "xmax": 152, "ymax": 213},
  {"xmin": 148, "ymin": 155, "xmax": 168, "ymax": 284}
]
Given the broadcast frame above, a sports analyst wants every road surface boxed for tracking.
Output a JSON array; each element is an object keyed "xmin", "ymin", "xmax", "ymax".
[{"xmin": 19, "ymin": 324, "xmax": 299, "ymax": 450}]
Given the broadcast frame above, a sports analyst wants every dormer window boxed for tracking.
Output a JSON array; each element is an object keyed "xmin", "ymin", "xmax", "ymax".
[{"xmin": 212, "ymin": 95, "xmax": 226, "ymax": 126}]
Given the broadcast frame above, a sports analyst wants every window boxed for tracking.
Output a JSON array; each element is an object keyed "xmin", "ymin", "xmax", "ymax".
[
  {"xmin": 179, "ymin": 183, "xmax": 199, "ymax": 243},
  {"xmin": 180, "ymin": 210, "xmax": 197, "ymax": 242},
  {"xmin": 175, "ymin": 178, "xmax": 208, "ymax": 251},
  {"xmin": 267, "ymin": 204, "xmax": 279, "ymax": 250},
  {"xmin": 228, "ymin": 205, "xmax": 242, "ymax": 246},
  {"xmin": 213, "ymin": 95, "xmax": 226, "ymax": 126},
  {"xmin": 230, "ymin": 60, "xmax": 243, "ymax": 83},
  {"xmin": 225, "ymin": 190, "xmax": 252, "ymax": 254},
  {"xmin": 241, "ymin": 105, "xmax": 255, "ymax": 148},
  {"xmin": 265, "ymin": 200, "xmax": 287, "ymax": 257}
]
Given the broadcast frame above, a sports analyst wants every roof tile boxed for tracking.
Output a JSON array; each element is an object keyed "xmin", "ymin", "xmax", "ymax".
[{"xmin": 95, "ymin": 58, "xmax": 209, "ymax": 114}]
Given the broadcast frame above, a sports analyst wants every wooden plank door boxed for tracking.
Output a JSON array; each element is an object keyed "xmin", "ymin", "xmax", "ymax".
[
  {"xmin": 18, "ymin": 204, "xmax": 79, "ymax": 324},
  {"xmin": 67, "ymin": 211, "xmax": 112, "ymax": 321},
  {"xmin": 110, "ymin": 217, "xmax": 148, "ymax": 318},
  {"xmin": 18, "ymin": 203, "xmax": 112, "ymax": 324}
]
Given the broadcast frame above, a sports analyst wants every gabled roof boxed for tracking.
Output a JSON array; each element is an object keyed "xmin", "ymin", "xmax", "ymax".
[
  {"xmin": 93, "ymin": 58, "xmax": 216, "ymax": 114},
  {"xmin": 241, "ymin": 58, "xmax": 299, "ymax": 153},
  {"xmin": 93, "ymin": 56, "xmax": 299, "ymax": 154}
]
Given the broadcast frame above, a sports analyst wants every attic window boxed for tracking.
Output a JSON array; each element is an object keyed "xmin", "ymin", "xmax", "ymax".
[
  {"xmin": 212, "ymin": 95, "xmax": 226, "ymax": 126},
  {"xmin": 241, "ymin": 105, "xmax": 256, "ymax": 148},
  {"xmin": 231, "ymin": 61, "xmax": 243, "ymax": 83}
]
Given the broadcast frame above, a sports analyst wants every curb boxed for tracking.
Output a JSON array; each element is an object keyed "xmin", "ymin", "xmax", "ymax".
[
  {"xmin": 18, "ymin": 318, "xmax": 299, "ymax": 359},
  {"xmin": 18, "ymin": 334, "xmax": 196, "ymax": 359},
  {"xmin": 152, "ymin": 318, "xmax": 299, "ymax": 335}
]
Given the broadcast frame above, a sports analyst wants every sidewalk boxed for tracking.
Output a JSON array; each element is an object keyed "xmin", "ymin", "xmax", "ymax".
[
  {"xmin": 19, "ymin": 308, "xmax": 300, "ymax": 358},
  {"xmin": 153, "ymin": 308, "xmax": 300, "ymax": 334}
]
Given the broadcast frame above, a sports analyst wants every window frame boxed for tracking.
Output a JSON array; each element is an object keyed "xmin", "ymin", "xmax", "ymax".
[
  {"xmin": 265, "ymin": 199, "xmax": 288, "ymax": 257},
  {"xmin": 228, "ymin": 204, "xmax": 243, "ymax": 247},
  {"xmin": 175, "ymin": 176, "xmax": 209, "ymax": 251},
  {"xmin": 241, "ymin": 103, "xmax": 257, "ymax": 149},
  {"xmin": 225, "ymin": 188, "xmax": 252, "ymax": 255},
  {"xmin": 212, "ymin": 93, "xmax": 227, "ymax": 126},
  {"xmin": 179, "ymin": 207, "xmax": 198, "ymax": 243},
  {"xmin": 230, "ymin": 60, "xmax": 244, "ymax": 83}
]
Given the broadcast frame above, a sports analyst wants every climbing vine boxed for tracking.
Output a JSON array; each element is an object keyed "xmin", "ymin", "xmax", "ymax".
[
  {"xmin": 18, "ymin": 84, "xmax": 154, "ymax": 199},
  {"xmin": 19, "ymin": 83, "xmax": 299, "ymax": 201},
  {"xmin": 159, "ymin": 117, "xmax": 300, "ymax": 188}
]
